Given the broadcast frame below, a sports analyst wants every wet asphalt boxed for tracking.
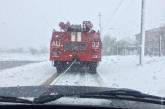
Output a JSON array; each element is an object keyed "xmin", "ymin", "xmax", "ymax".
[{"xmin": 0, "ymin": 61, "xmax": 41, "ymax": 70}]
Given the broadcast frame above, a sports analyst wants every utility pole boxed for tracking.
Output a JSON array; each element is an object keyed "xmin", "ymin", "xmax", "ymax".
[
  {"xmin": 116, "ymin": 44, "xmax": 118, "ymax": 55},
  {"xmin": 159, "ymin": 34, "xmax": 162, "ymax": 57},
  {"xmin": 98, "ymin": 13, "xmax": 102, "ymax": 36},
  {"xmin": 139, "ymin": 0, "xmax": 146, "ymax": 65}
]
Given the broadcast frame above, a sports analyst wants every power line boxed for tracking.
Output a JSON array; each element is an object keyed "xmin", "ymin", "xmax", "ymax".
[{"xmin": 103, "ymin": 0, "xmax": 125, "ymax": 33}]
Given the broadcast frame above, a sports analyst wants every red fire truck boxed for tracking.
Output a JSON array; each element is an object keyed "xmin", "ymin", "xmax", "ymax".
[{"xmin": 50, "ymin": 21, "xmax": 102, "ymax": 73}]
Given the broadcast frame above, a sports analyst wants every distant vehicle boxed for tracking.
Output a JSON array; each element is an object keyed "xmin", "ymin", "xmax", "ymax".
[{"xmin": 50, "ymin": 21, "xmax": 102, "ymax": 73}]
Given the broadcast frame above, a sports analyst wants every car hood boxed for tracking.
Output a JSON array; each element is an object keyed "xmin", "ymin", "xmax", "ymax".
[{"xmin": 0, "ymin": 85, "xmax": 117, "ymax": 97}]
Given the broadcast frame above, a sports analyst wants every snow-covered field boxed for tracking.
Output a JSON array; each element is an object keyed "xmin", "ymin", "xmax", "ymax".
[
  {"xmin": 98, "ymin": 56, "xmax": 165, "ymax": 97},
  {"xmin": 0, "ymin": 53, "xmax": 165, "ymax": 97}
]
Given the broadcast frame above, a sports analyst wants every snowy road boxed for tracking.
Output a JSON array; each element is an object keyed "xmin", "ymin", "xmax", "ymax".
[
  {"xmin": 53, "ymin": 71, "xmax": 105, "ymax": 87},
  {"xmin": 0, "ymin": 55, "xmax": 165, "ymax": 97}
]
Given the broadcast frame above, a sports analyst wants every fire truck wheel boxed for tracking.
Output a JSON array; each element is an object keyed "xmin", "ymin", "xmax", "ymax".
[
  {"xmin": 89, "ymin": 63, "xmax": 97, "ymax": 74},
  {"xmin": 56, "ymin": 66, "xmax": 63, "ymax": 73}
]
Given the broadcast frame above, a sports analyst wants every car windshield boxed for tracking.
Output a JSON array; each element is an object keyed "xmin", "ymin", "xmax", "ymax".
[{"xmin": 0, "ymin": 0, "xmax": 165, "ymax": 108}]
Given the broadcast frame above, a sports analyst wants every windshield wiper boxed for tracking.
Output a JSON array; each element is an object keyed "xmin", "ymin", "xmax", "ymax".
[
  {"xmin": 33, "ymin": 88, "xmax": 165, "ymax": 105},
  {"xmin": 33, "ymin": 92, "xmax": 63, "ymax": 104},
  {"xmin": 79, "ymin": 89, "xmax": 165, "ymax": 105},
  {"xmin": 0, "ymin": 96, "xmax": 32, "ymax": 104}
]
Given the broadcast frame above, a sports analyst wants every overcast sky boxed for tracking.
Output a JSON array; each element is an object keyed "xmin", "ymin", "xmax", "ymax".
[{"xmin": 0, "ymin": 0, "xmax": 165, "ymax": 49}]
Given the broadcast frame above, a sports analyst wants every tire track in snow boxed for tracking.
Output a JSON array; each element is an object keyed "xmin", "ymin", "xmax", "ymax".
[
  {"xmin": 85, "ymin": 72, "xmax": 105, "ymax": 87},
  {"xmin": 51, "ymin": 71, "xmax": 106, "ymax": 87},
  {"xmin": 55, "ymin": 72, "xmax": 80, "ymax": 85},
  {"xmin": 42, "ymin": 60, "xmax": 76, "ymax": 85},
  {"xmin": 42, "ymin": 72, "xmax": 60, "ymax": 85},
  {"xmin": 92, "ymin": 73, "xmax": 105, "ymax": 87}
]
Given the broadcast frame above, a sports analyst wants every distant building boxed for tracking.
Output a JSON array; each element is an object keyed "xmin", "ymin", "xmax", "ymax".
[{"xmin": 135, "ymin": 26, "xmax": 165, "ymax": 56}]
